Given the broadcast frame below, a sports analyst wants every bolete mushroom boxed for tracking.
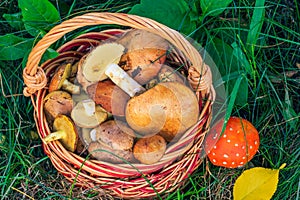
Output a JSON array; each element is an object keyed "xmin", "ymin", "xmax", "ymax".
[
  {"xmin": 43, "ymin": 90, "xmax": 74, "ymax": 122},
  {"xmin": 86, "ymin": 80, "xmax": 130, "ymax": 116},
  {"xmin": 71, "ymin": 99, "xmax": 108, "ymax": 128},
  {"xmin": 205, "ymin": 117, "xmax": 260, "ymax": 168},
  {"xmin": 43, "ymin": 115, "xmax": 78, "ymax": 152},
  {"xmin": 117, "ymin": 30, "xmax": 169, "ymax": 85},
  {"xmin": 81, "ymin": 42, "xmax": 145, "ymax": 97},
  {"xmin": 88, "ymin": 120, "xmax": 135, "ymax": 163},
  {"xmin": 49, "ymin": 63, "xmax": 80, "ymax": 94},
  {"xmin": 94, "ymin": 120, "xmax": 135, "ymax": 150},
  {"xmin": 125, "ymin": 81, "xmax": 199, "ymax": 141},
  {"xmin": 133, "ymin": 135, "xmax": 166, "ymax": 164}
]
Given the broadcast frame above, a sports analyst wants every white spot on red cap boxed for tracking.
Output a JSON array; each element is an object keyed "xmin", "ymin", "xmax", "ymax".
[
  {"xmin": 227, "ymin": 139, "xmax": 231, "ymax": 143},
  {"xmin": 242, "ymin": 157, "xmax": 246, "ymax": 160},
  {"xmin": 223, "ymin": 134, "xmax": 227, "ymax": 138},
  {"xmin": 229, "ymin": 127, "xmax": 233, "ymax": 131},
  {"xmin": 240, "ymin": 161, "xmax": 244, "ymax": 165},
  {"xmin": 212, "ymin": 152, "xmax": 216, "ymax": 156},
  {"xmin": 255, "ymin": 141, "xmax": 258, "ymax": 145},
  {"xmin": 250, "ymin": 145, "xmax": 253, "ymax": 149},
  {"xmin": 236, "ymin": 153, "xmax": 240, "ymax": 157},
  {"xmin": 232, "ymin": 162, "xmax": 235, "ymax": 165},
  {"xmin": 223, "ymin": 161, "xmax": 227, "ymax": 165},
  {"xmin": 234, "ymin": 143, "xmax": 239, "ymax": 147},
  {"xmin": 213, "ymin": 145, "xmax": 217, "ymax": 149},
  {"xmin": 242, "ymin": 146, "xmax": 245, "ymax": 149},
  {"xmin": 212, "ymin": 159, "xmax": 216, "ymax": 163},
  {"xmin": 223, "ymin": 154, "xmax": 229, "ymax": 158},
  {"xmin": 237, "ymin": 130, "xmax": 240, "ymax": 133}
]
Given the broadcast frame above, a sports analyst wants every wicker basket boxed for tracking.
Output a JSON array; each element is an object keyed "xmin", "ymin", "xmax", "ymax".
[{"xmin": 23, "ymin": 12, "xmax": 215, "ymax": 199}]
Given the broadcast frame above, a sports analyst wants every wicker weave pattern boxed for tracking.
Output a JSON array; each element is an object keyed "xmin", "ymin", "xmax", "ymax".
[{"xmin": 23, "ymin": 12, "xmax": 215, "ymax": 198}]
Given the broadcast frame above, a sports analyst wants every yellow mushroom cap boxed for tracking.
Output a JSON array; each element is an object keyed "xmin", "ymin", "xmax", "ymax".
[{"xmin": 44, "ymin": 115, "xmax": 78, "ymax": 152}]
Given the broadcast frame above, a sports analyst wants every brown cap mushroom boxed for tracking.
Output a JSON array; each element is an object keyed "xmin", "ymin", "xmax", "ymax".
[
  {"xmin": 81, "ymin": 42, "xmax": 145, "ymax": 97},
  {"xmin": 86, "ymin": 80, "xmax": 130, "ymax": 116},
  {"xmin": 133, "ymin": 135, "xmax": 166, "ymax": 164},
  {"xmin": 71, "ymin": 99, "xmax": 108, "ymax": 128},
  {"xmin": 125, "ymin": 82, "xmax": 199, "ymax": 141},
  {"xmin": 93, "ymin": 120, "xmax": 135, "ymax": 150},
  {"xmin": 87, "ymin": 120, "xmax": 135, "ymax": 163},
  {"xmin": 43, "ymin": 90, "xmax": 74, "ymax": 122},
  {"xmin": 118, "ymin": 30, "xmax": 169, "ymax": 85},
  {"xmin": 49, "ymin": 63, "xmax": 80, "ymax": 94},
  {"xmin": 43, "ymin": 115, "xmax": 78, "ymax": 152}
]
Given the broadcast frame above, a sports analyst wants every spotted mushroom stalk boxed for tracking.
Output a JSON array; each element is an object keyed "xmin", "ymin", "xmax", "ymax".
[{"xmin": 205, "ymin": 117, "xmax": 260, "ymax": 168}]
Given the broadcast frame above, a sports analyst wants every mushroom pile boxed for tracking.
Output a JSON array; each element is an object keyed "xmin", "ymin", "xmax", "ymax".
[{"xmin": 43, "ymin": 30, "xmax": 200, "ymax": 165}]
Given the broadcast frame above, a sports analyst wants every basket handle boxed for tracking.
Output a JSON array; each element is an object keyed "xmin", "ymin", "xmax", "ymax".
[{"xmin": 23, "ymin": 12, "xmax": 212, "ymax": 97}]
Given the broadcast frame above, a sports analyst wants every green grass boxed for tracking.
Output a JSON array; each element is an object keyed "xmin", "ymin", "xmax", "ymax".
[{"xmin": 0, "ymin": 0, "xmax": 299, "ymax": 199}]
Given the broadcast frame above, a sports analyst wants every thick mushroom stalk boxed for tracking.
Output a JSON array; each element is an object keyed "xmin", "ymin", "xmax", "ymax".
[
  {"xmin": 81, "ymin": 43, "xmax": 145, "ymax": 97},
  {"xmin": 43, "ymin": 115, "xmax": 78, "ymax": 152}
]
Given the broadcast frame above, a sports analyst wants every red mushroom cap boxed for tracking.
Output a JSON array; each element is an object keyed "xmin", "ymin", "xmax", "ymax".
[{"xmin": 205, "ymin": 117, "xmax": 260, "ymax": 168}]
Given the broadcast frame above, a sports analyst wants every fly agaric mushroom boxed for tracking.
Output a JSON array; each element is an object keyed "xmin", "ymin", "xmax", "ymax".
[
  {"xmin": 49, "ymin": 63, "xmax": 80, "ymax": 94},
  {"xmin": 117, "ymin": 30, "xmax": 169, "ymax": 85},
  {"xmin": 43, "ymin": 115, "xmax": 78, "ymax": 152},
  {"xmin": 71, "ymin": 99, "xmax": 108, "ymax": 128},
  {"xmin": 43, "ymin": 90, "xmax": 74, "ymax": 122},
  {"xmin": 133, "ymin": 134, "xmax": 166, "ymax": 164},
  {"xmin": 125, "ymin": 81, "xmax": 199, "ymax": 141},
  {"xmin": 205, "ymin": 117, "xmax": 260, "ymax": 168},
  {"xmin": 81, "ymin": 43, "xmax": 145, "ymax": 97}
]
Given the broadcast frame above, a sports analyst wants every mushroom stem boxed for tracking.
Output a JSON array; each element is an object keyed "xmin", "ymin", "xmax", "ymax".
[
  {"xmin": 61, "ymin": 79, "xmax": 80, "ymax": 94},
  {"xmin": 105, "ymin": 63, "xmax": 145, "ymax": 97},
  {"xmin": 82, "ymin": 99, "xmax": 96, "ymax": 116},
  {"xmin": 43, "ymin": 130, "xmax": 65, "ymax": 143}
]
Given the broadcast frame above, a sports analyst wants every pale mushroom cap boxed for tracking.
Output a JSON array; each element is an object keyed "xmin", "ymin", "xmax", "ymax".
[
  {"xmin": 71, "ymin": 100, "xmax": 108, "ymax": 128},
  {"xmin": 125, "ymin": 82, "xmax": 199, "ymax": 141},
  {"xmin": 82, "ymin": 43, "xmax": 125, "ymax": 82}
]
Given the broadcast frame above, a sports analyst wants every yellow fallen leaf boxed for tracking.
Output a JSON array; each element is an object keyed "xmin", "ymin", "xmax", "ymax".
[{"xmin": 233, "ymin": 163, "xmax": 286, "ymax": 200}]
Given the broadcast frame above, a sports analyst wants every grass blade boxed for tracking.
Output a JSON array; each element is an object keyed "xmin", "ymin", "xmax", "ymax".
[{"xmin": 246, "ymin": 0, "xmax": 266, "ymax": 54}]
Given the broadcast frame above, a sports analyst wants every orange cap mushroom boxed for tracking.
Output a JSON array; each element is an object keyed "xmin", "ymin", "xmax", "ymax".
[{"xmin": 205, "ymin": 117, "xmax": 260, "ymax": 168}]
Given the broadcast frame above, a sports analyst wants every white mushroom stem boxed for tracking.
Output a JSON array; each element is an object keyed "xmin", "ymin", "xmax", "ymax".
[
  {"xmin": 105, "ymin": 63, "xmax": 145, "ymax": 97},
  {"xmin": 82, "ymin": 99, "xmax": 96, "ymax": 116},
  {"xmin": 61, "ymin": 79, "xmax": 80, "ymax": 94}
]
